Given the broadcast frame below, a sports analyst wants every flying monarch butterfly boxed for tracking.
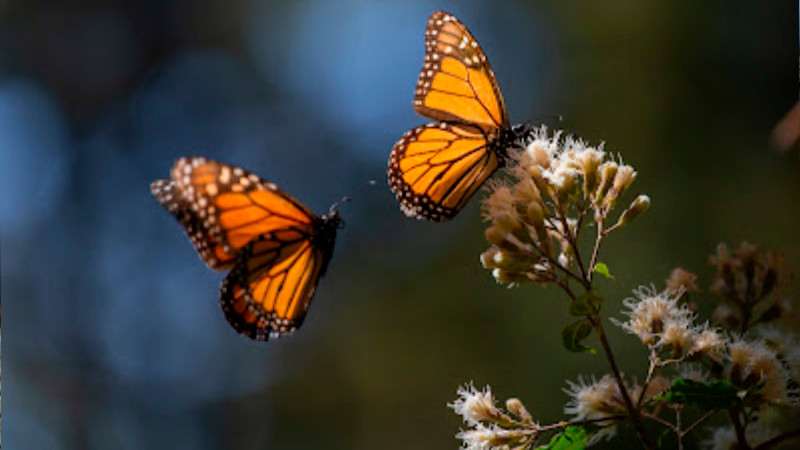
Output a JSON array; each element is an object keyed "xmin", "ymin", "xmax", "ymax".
[
  {"xmin": 151, "ymin": 157, "xmax": 341, "ymax": 341},
  {"xmin": 388, "ymin": 11, "xmax": 528, "ymax": 221}
]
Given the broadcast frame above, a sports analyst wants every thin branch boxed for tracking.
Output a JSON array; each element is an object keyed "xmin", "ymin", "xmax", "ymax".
[
  {"xmin": 558, "ymin": 211, "xmax": 589, "ymax": 285},
  {"xmin": 558, "ymin": 280, "xmax": 578, "ymax": 300},
  {"xmin": 729, "ymin": 409, "xmax": 751, "ymax": 450},
  {"xmin": 536, "ymin": 415, "xmax": 628, "ymax": 433},
  {"xmin": 638, "ymin": 349, "xmax": 659, "ymax": 407},
  {"xmin": 590, "ymin": 313, "xmax": 654, "ymax": 449},
  {"xmin": 642, "ymin": 412, "xmax": 676, "ymax": 431},
  {"xmin": 586, "ymin": 212, "xmax": 606, "ymax": 282},
  {"xmin": 682, "ymin": 410, "xmax": 717, "ymax": 436}
]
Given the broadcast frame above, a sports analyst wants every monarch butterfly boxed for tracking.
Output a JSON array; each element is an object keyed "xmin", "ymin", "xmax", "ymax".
[
  {"xmin": 388, "ymin": 11, "xmax": 527, "ymax": 221},
  {"xmin": 151, "ymin": 157, "xmax": 341, "ymax": 341}
]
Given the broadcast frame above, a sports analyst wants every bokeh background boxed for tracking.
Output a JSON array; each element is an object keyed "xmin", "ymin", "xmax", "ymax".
[{"xmin": 2, "ymin": 1, "xmax": 798, "ymax": 449}]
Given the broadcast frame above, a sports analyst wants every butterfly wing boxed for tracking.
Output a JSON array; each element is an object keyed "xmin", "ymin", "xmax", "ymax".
[
  {"xmin": 220, "ymin": 226, "xmax": 334, "ymax": 341},
  {"xmin": 388, "ymin": 122, "xmax": 501, "ymax": 221},
  {"xmin": 151, "ymin": 179, "xmax": 238, "ymax": 269},
  {"xmin": 169, "ymin": 157, "xmax": 317, "ymax": 261},
  {"xmin": 414, "ymin": 11, "xmax": 508, "ymax": 131}
]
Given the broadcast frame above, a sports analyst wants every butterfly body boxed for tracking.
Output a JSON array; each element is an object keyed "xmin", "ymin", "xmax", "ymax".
[
  {"xmin": 389, "ymin": 11, "xmax": 524, "ymax": 222},
  {"xmin": 152, "ymin": 157, "xmax": 340, "ymax": 341}
]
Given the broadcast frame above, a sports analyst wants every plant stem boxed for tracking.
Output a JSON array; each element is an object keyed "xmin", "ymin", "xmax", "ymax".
[
  {"xmin": 682, "ymin": 410, "xmax": 716, "ymax": 437},
  {"xmin": 558, "ymin": 281, "xmax": 577, "ymax": 300},
  {"xmin": 642, "ymin": 412, "xmax": 675, "ymax": 430},
  {"xmin": 559, "ymin": 212, "xmax": 589, "ymax": 284},
  {"xmin": 537, "ymin": 415, "xmax": 628, "ymax": 433},
  {"xmin": 637, "ymin": 350, "xmax": 658, "ymax": 407},
  {"xmin": 587, "ymin": 215, "xmax": 606, "ymax": 283},
  {"xmin": 729, "ymin": 408, "xmax": 751, "ymax": 449},
  {"xmin": 590, "ymin": 313, "xmax": 654, "ymax": 449}
]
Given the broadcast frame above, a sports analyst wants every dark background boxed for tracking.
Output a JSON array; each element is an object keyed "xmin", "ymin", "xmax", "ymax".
[{"xmin": 2, "ymin": 1, "xmax": 798, "ymax": 449}]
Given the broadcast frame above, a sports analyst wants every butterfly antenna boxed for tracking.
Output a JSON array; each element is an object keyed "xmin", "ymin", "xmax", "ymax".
[{"xmin": 329, "ymin": 180, "xmax": 377, "ymax": 213}]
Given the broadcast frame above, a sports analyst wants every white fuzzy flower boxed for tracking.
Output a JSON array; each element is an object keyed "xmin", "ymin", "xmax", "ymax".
[
  {"xmin": 450, "ymin": 384, "xmax": 500, "ymax": 425},
  {"xmin": 615, "ymin": 286, "xmax": 693, "ymax": 348}
]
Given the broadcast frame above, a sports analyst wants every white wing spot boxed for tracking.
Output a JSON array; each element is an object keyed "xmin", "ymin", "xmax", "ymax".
[{"xmin": 219, "ymin": 167, "xmax": 231, "ymax": 184}]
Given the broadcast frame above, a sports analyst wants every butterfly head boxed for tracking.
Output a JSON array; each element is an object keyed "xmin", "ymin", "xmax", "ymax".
[
  {"xmin": 320, "ymin": 209, "xmax": 343, "ymax": 230},
  {"xmin": 510, "ymin": 123, "xmax": 538, "ymax": 148}
]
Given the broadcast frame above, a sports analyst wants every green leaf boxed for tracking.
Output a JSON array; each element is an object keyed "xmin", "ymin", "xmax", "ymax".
[
  {"xmin": 654, "ymin": 378, "xmax": 742, "ymax": 410},
  {"xmin": 568, "ymin": 291, "xmax": 605, "ymax": 316},
  {"xmin": 535, "ymin": 426, "xmax": 589, "ymax": 450},
  {"xmin": 562, "ymin": 320, "xmax": 595, "ymax": 353},
  {"xmin": 593, "ymin": 262, "xmax": 614, "ymax": 280}
]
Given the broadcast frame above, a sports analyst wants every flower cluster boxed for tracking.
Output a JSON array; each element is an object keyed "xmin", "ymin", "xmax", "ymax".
[
  {"xmin": 455, "ymin": 123, "xmax": 798, "ymax": 449},
  {"xmin": 616, "ymin": 256, "xmax": 799, "ymax": 448},
  {"xmin": 563, "ymin": 374, "xmax": 669, "ymax": 443},
  {"xmin": 709, "ymin": 242, "xmax": 788, "ymax": 331},
  {"xmin": 480, "ymin": 126, "xmax": 649, "ymax": 286},
  {"xmin": 616, "ymin": 286, "xmax": 725, "ymax": 361},
  {"xmin": 450, "ymin": 384, "xmax": 539, "ymax": 450}
]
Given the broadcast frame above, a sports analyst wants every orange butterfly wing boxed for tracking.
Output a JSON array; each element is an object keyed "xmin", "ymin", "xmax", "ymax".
[
  {"xmin": 170, "ymin": 157, "xmax": 317, "ymax": 258},
  {"xmin": 388, "ymin": 122, "xmax": 501, "ymax": 221},
  {"xmin": 151, "ymin": 179, "xmax": 238, "ymax": 269},
  {"xmin": 413, "ymin": 11, "xmax": 508, "ymax": 131},
  {"xmin": 220, "ymin": 224, "xmax": 337, "ymax": 341}
]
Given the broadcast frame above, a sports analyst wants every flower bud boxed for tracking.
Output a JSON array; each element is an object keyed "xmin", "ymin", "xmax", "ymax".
[
  {"xmin": 761, "ymin": 251, "xmax": 783, "ymax": 297},
  {"xmin": 577, "ymin": 148, "xmax": 604, "ymax": 198},
  {"xmin": 612, "ymin": 165, "xmax": 637, "ymax": 193},
  {"xmin": 558, "ymin": 252, "xmax": 572, "ymax": 269},
  {"xmin": 480, "ymin": 248, "xmax": 500, "ymax": 269},
  {"xmin": 617, "ymin": 195, "xmax": 650, "ymax": 226},
  {"xmin": 734, "ymin": 242, "xmax": 759, "ymax": 283},
  {"xmin": 485, "ymin": 226, "xmax": 516, "ymax": 251},
  {"xmin": 550, "ymin": 167, "xmax": 580, "ymax": 204},
  {"xmin": 525, "ymin": 203, "xmax": 549, "ymax": 247},
  {"xmin": 603, "ymin": 165, "xmax": 636, "ymax": 208},
  {"xmin": 665, "ymin": 267, "xmax": 700, "ymax": 295},
  {"xmin": 489, "ymin": 250, "xmax": 532, "ymax": 272},
  {"xmin": 526, "ymin": 140, "xmax": 552, "ymax": 168},
  {"xmin": 594, "ymin": 162, "xmax": 618, "ymax": 204},
  {"xmin": 527, "ymin": 165, "xmax": 552, "ymax": 203},
  {"xmin": 494, "ymin": 212, "xmax": 522, "ymax": 235},
  {"xmin": 492, "ymin": 268, "xmax": 531, "ymax": 285},
  {"xmin": 506, "ymin": 398, "xmax": 533, "ymax": 422},
  {"xmin": 513, "ymin": 179, "xmax": 541, "ymax": 205},
  {"xmin": 483, "ymin": 186, "xmax": 514, "ymax": 219}
]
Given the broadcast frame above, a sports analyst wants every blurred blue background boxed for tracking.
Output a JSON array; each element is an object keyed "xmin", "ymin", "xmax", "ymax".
[{"xmin": 1, "ymin": 1, "xmax": 797, "ymax": 449}]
